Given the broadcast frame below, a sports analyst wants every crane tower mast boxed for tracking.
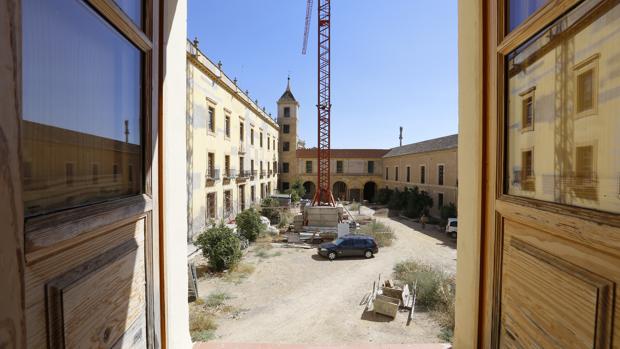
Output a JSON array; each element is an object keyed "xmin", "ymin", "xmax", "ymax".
[{"xmin": 303, "ymin": 0, "xmax": 335, "ymax": 206}]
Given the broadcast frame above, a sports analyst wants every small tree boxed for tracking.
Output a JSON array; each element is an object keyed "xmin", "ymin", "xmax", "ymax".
[
  {"xmin": 440, "ymin": 203, "xmax": 457, "ymax": 225},
  {"xmin": 196, "ymin": 224, "xmax": 242, "ymax": 272},
  {"xmin": 235, "ymin": 208, "xmax": 264, "ymax": 242},
  {"xmin": 260, "ymin": 197, "xmax": 281, "ymax": 224},
  {"xmin": 404, "ymin": 186, "xmax": 434, "ymax": 218},
  {"xmin": 287, "ymin": 178, "xmax": 305, "ymax": 203},
  {"xmin": 374, "ymin": 188, "xmax": 393, "ymax": 205}
]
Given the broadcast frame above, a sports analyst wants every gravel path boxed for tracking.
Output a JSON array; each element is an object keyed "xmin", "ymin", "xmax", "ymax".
[{"xmin": 195, "ymin": 207, "xmax": 457, "ymax": 345}]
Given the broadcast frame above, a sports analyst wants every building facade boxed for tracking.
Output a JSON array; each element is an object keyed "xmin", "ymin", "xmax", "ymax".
[
  {"xmin": 382, "ymin": 135, "xmax": 458, "ymax": 216},
  {"xmin": 294, "ymin": 149, "xmax": 388, "ymax": 202},
  {"xmin": 275, "ymin": 81, "xmax": 458, "ymax": 216},
  {"xmin": 186, "ymin": 40, "xmax": 279, "ymax": 240}
]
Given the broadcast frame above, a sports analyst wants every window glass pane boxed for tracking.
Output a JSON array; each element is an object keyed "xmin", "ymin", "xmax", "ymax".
[
  {"xmin": 112, "ymin": 0, "xmax": 143, "ymax": 27},
  {"xmin": 507, "ymin": 0, "xmax": 549, "ymax": 32},
  {"xmin": 505, "ymin": 0, "xmax": 620, "ymax": 213},
  {"xmin": 22, "ymin": 0, "xmax": 143, "ymax": 216}
]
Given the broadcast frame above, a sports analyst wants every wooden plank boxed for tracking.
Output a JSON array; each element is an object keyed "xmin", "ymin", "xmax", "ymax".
[
  {"xmin": 25, "ymin": 220, "xmax": 145, "ymax": 349},
  {"xmin": 25, "ymin": 194, "xmax": 152, "ymax": 263},
  {"xmin": 62, "ymin": 241, "xmax": 145, "ymax": 348},
  {"xmin": 45, "ymin": 238, "xmax": 139, "ymax": 348},
  {"xmin": 502, "ymin": 220, "xmax": 619, "ymax": 348},
  {"xmin": 496, "ymin": 198, "xmax": 620, "ymax": 257},
  {"xmin": 0, "ymin": 0, "xmax": 26, "ymax": 347}
]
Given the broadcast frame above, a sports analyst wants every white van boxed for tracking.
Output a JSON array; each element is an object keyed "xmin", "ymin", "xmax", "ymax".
[{"xmin": 445, "ymin": 218, "xmax": 457, "ymax": 238}]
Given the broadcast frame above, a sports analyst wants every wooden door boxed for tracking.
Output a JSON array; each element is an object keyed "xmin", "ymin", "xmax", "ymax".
[
  {"xmin": 7, "ymin": 0, "xmax": 162, "ymax": 347},
  {"xmin": 482, "ymin": 0, "xmax": 620, "ymax": 347}
]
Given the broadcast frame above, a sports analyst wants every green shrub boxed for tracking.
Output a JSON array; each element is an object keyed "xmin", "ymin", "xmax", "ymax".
[
  {"xmin": 278, "ymin": 211, "xmax": 294, "ymax": 229},
  {"xmin": 261, "ymin": 197, "xmax": 281, "ymax": 224},
  {"xmin": 358, "ymin": 220, "xmax": 395, "ymax": 247},
  {"xmin": 235, "ymin": 208, "xmax": 264, "ymax": 242},
  {"xmin": 393, "ymin": 260, "xmax": 455, "ymax": 342},
  {"xmin": 287, "ymin": 178, "xmax": 306, "ymax": 203},
  {"xmin": 196, "ymin": 224, "xmax": 242, "ymax": 272},
  {"xmin": 440, "ymin": 203, "xmax": 457, "ymax": 225},
  {"xmin": 374, "ymin": 188, "xmax": 393, "ymax": 205},
  {"xmin": 404, "ymin": 187, "xmax": 434, "ymax": 219}
]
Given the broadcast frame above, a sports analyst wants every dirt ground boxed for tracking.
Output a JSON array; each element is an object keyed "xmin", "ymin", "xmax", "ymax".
[{"xmin": 194, "ymin": 206, "xmax": 457, "ymax": 345}]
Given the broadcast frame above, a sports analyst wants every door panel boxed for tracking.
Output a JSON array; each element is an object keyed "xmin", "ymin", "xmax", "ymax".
[
  {"xmin": 499, "ymin": 220, "xmax": 615, "ymax": 348},
  {"xmin": 25, "ymin": 217, "xmax": 150, "ymax": 348},
  {"xmin": 483, "ymin": 0, "xmax": 620, "ymax": 347}
]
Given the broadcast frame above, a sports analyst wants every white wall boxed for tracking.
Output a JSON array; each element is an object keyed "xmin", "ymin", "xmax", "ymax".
[{"xmin": 162, "ymin": 0, "xmax": 191, "ymax": 347}]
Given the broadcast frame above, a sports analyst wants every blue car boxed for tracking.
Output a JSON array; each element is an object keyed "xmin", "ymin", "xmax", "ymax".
[{"xmin": 317, "ymin": 235, "xmax": 379, "ymax": 260}]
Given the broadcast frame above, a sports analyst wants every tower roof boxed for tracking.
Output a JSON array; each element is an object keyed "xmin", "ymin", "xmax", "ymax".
[{"xmin": 278, "ymin": 76, "xmax": 298, "ymax": 104}]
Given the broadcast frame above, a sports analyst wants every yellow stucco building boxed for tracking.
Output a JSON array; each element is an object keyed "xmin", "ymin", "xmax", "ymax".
[
  {"xmin": 275, "ymin": 79, "xmax": 458, "ymax": 217},
  {"xmin": 186, "ymin": 40, "xmax": 279, "ymax": 240}
]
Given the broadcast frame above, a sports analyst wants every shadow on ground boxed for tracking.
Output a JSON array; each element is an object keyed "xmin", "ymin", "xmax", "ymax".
[
  {"xmin": 360, "ymin": 309, "xmax": 394, "ymax": 322},
  {"xmin": 388, "ymin": 217, "xmax": 457, "ymax": 250},
  {"xmin": 311, "ymin": 254, "xmax": 373, "ymax": 262}
]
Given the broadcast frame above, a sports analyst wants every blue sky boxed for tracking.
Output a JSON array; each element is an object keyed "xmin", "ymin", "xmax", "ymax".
[{"xmin": 188, "ymin": 0, "xmax": 458, "ymax": 149}]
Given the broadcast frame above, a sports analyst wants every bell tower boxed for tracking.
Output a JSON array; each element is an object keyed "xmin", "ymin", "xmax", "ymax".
[{"xmin": 277, "ymin": 76, "xmax": 299, "ymax": 192}]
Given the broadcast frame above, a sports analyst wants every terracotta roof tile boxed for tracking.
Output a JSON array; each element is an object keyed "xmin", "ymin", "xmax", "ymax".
[{"xmin": 296, "ymin": 148, "xmax": 389, "ymax": 159}]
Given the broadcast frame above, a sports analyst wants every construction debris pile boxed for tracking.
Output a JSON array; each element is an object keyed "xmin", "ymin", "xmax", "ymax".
[{"xmin": 363, "ymin": 275, "xmax": 416, "ymax": 325}]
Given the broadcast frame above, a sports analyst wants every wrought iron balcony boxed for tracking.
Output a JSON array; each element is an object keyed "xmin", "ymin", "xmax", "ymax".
[{"xmin": 206, "ymin": 168, "xmax": 220, "ymax": 186}]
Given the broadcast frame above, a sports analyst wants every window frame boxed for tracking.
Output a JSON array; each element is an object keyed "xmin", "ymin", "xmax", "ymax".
[
  {"xmin": 437, "ymin": 164, "xmax": 445, "ymax": 186},
  {"xmin": 283, "ymin": 124, "xmax": 290, "ymax": 134},
  {"xmin": 519, "ymin": 87, "xmax": 535, "ymax": 131},
  {"xmin": 207, "ymin": 104, "xmax": 216, "ymax": 133},
  {"xmin": 283, "ymin": 141, "xmax": 290, "ymax": 152},
  {"xmin": 224, "ymin": 115, "xmax": 231, "ymax": 138},
  {"xmin": 406, "ymin": 166, "xmax": 411, "ymax": 182},
  {"xmin": 336, "ymin": 160, "xmax": 344, "ymax": 174},
  {"xmin": 420, "ymin": 165, "xmax": 426, "ymax": 184},
  {"xmin": 574, "ymin": 54, "xmax": 599, "ymax": 119},
  {"xmin": 306, "ymin": 160, "xmax": 313, "ymax": 174}
]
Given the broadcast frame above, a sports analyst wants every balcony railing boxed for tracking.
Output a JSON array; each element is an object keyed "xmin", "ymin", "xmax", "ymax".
[
  {"xmin": 223, "ymin": 169, "xmax": 237, "ymax": 183},
  {"xmin": 206, "ymin": 168, "xmax": 220, "ymax": 187},
  {"xmin": 260, "ymin": 170, "xmax": 266, "ymax": 179}
]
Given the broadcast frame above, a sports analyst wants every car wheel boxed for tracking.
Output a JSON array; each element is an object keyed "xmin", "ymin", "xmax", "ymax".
[
  {"xmin": 364, "ymin": 250, "xmax": 373, "ymax": 258},
  {"xmin": 328, "ymin": 251, "xmax": 337, "ymax": 260},
  {"xmin": 451, "ymin": 232, "xmax": 457, "ymax": 239}
]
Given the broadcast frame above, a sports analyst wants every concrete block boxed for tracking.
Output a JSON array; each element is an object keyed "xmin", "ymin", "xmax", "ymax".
[
  {"xmin": 381, "ymin": 287, "xmax": 403, "ymax": 303},
  {"xmin": 374, "ymin": 294, "xmax": 399, "ymax": 318}
]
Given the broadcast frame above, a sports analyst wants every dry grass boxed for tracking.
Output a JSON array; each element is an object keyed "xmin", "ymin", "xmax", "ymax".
[
  {"xmin": 189, "ymin": 302, "xmax": 217, "ymax": 342},
  {"xmin": 252, "ymin": 243, "xmax": 281, "ymax": 259},
  {"xmin": 205, "ymin": 291, "xmax": 231, "ymax": 307},
  {"xmin": 393, "ymin": 259, "xmax": 455, "ymax": 343},
  {"xmin": 222, "ymin": 262, "xmax": 255, "ymax": 283},
  {"xmin": 358, "ymin": 221, "xmax": 395, "ymax": 247}
]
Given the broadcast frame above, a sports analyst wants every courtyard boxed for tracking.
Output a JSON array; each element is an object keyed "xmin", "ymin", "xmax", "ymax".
[{"xmin": 192, "ymin": 207, "xmax": 456, "ymax": 345}]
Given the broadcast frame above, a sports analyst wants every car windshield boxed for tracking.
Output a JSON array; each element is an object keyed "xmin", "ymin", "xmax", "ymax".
[
  {"xmin": 333, "ymin": 238, "xmax": 345, "ymax": 245},
  {"xmin": 450, "ymin": 221, "xmax": 457, "ymax": 227}
]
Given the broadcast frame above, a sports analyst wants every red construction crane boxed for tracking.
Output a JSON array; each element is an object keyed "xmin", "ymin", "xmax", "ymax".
[{"xmin": 303, "ymin": 0, "xmax": 335, "ymax": 206}]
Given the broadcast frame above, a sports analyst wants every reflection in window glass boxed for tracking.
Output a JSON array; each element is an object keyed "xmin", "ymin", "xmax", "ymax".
[
  {"xmin": 22, "ymin": 0, "xmax": 142, "ymax": 216},
  {"xmin": 505, "ymin": 0, "xmax": 620, "ymax": 213},
  {"xmin": 113, "ymin": 0, "xmax": 143, "ymax": 27},
  {"xmin": 507, "ymin": 0, "xmax": 549, "ymax": 31}
]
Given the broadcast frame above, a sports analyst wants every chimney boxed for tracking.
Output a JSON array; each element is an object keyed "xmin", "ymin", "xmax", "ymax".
[{"xmin": 399, "ymin": 126, "xmax": 403, "ymax": 146}]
